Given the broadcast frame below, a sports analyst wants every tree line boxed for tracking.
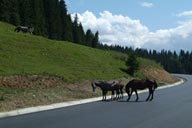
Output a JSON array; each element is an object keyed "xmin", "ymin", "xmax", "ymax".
[
  {"xmin": 0, "ymin": 0, "xmax": 99, "ymax": 48},
  {"xmin": 98, "ymin": 44, "xmax": 192, "ymax": 74},
  {"xmin": 136, "ymin": 49, "xmax": 192, "ymax": 74}
]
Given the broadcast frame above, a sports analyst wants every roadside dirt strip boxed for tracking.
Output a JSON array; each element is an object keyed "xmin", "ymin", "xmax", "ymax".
[{"xmin": 0, "ymin": 78, "xmax": 184, "ymax": 118}]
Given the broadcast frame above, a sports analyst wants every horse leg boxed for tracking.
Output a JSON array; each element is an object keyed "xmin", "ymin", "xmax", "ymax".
[
  {"xmin": 102, "ymin": 91, "xmax": 107, "ymax": 101},
  {"xmin": 150, "ymin": 86, "xmax": 156, "ymax": 101},
  {"xmin": 127, "ymin": 90, "xmax": 133, "ymax": 102},
  {"xmin": 114, "ymin": 90, "xmax": 117, "ymax": 100},
  {"xmin": 111, "ymin": 90, "xmax": 115, "ymax": 100},
  {"xmin": 121, "ymin": 92, "xmax": 123, "ymax": 99},
  {"xmin": 102, "ymin": 91, "xmax": 105, "ymax": 100},
  {"xmin": 150, "ymin": 90, "xmax": 154, "ymax": 101},
  {"xmin": 146, "ymin": 88, "xmax": 152, "ymax": 101},
  {"xmin": 120, "ymin": 89, "xmax": 123, "ymax": 99},
  {"xmin": 127, "ymin": 94, "xmax": 130, "ymax": 101},
  {"xmin": 135, "ymin": 90, "xmax": 139, "ymax": 102},
  {"xmin": 126, "ymin": 88, "xmax": 129, "ymax": 101},
  {"xmin": 104, "ymin": 91, "xmax": 108, "ymax": 101},
  {"xmin": 116, "ymin": 90, "xmax": 120, "ymax": 100}
]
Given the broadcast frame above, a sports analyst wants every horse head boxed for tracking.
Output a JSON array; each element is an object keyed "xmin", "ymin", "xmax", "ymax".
[{"xmin": 91, "ymin": 82, "xmax": 97, "ymax": 92}]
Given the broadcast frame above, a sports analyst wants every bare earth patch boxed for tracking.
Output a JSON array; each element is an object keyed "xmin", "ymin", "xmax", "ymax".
[
  {"xmin": 0, "ymin": 75, "xmax": 99, "ymax": 112},
  {"xmin": 0, "ymin": 68, "xmax": 179, "ymax": 112},
  {"xmin": 141, "ymin": 67, "xmax": 179, "ymax": 84}
]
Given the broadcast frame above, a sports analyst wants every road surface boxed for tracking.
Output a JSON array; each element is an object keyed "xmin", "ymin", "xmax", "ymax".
[{"xmin": 0, "ymin": 74, "xmax": 191, "ymax": 128}]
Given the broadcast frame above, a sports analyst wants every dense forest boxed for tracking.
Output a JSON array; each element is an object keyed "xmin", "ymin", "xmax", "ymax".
[
  {"xmin": 1, "ymin": 0, "xmax": 192, "ymax": 74},
  {"xmin": 0, "ymin": 0, "xmax": 99, "ymax": 47},
  {"xmin": 99, "ymin": 44, "xmax": 192, "ymax": 74}
]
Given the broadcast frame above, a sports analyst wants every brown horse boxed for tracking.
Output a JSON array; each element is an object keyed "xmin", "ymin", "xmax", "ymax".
[
  {"xmin": 92, "ymin": 80, "xmax": 125, "ymax": 101},
  {"xmin": 125, "ymin": 79, "xmax": 158, "ymax": 102}
]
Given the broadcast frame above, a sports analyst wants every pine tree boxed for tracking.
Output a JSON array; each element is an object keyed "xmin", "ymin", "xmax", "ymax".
[
  {"xmin": 44, "ymin": 0, "xmax": 62, "ymax": 39},
  {"xmin": 31, "ymin": 0, "xmax": 46, "ymax": 35},
  {"xmin": 59, "ymin": 0, "xmax": 67, "ymax": 15},
  {"xmin": 9, "ymin": 0, "xmax": 20, "ymax": 25},
  {"xmin": 19, "ymin": 0, "xmax": 33, "ymax": 25},
  {"xmin": 126, "ymin": 52, "xmax": 139, "ymax": 76},
  {"xmin": 0, "ymin": 0, "xmax": 9, "ymax": 22},
  {"xmin": 78, "ymin": 23, "xmax": 85, "ymax": 45},
  {"xmin": 59, "ymin": 0, "xmax": 67, "ymax": 40},
  {"xmin": 85, "ymin": 29, "xmax": 94, "ymax": 47},
  {"xmin": 72, "ymin": 14, "xmax": 81, "ymax": 43},
  {"xmin": 64, "ymin": 15, "xmax": 74, "ymax": 42},
  {"xmin": 92, "ymin": 31, "xmax": 99, "ymax": 48}
]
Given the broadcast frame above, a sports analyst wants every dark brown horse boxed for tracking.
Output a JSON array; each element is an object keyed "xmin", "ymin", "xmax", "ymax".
[
  {"xmin": 125, "ymin": 79, "xmax": 158, "ymax": 102},
  {"xmin": 92, "ymin": 81, "xmax": 115, "ymax": 100}
]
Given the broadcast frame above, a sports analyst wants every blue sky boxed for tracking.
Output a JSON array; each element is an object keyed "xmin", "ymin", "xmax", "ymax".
[{"xmin": 66, "ymin": 0, "xmax": 192, "ymax": 52}]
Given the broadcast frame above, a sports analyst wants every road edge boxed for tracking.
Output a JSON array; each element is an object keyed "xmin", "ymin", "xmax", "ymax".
[{"xmin": 0, "ymin": 77, "xmax": 184, "ymax": 119}]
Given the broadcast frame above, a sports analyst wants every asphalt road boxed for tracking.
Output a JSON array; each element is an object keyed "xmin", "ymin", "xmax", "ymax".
[{"xmin": 0, "ymin": 74, "xmax": 192, "ymax": 128}]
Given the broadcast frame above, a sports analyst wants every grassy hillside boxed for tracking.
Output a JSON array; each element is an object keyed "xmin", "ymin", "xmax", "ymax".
[
  {"xmin": 0, "ymin": 22, "xmax": 178, "ymax": 111},
  {"xmin": 0, "ymin": 22, "xmax": 162, "ymax": 82}
]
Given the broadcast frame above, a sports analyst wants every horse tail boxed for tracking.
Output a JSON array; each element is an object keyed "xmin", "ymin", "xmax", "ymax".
[{"xmin": 125, "ymin": 81, "xmax": 132, "ymax": 93}]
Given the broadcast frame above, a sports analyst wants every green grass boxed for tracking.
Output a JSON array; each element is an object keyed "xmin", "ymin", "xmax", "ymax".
[
  {"xmin": 0, "ymin": 22, "xmax": 131, "ymax": 82},
  {"xmin": 0, "ymin": 22, "xmax": 162, "ymax": 82}
]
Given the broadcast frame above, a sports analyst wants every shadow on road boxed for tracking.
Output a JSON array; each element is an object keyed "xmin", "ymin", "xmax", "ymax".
[{"xmin": 98, "ymin": 99, "xmax": 149, "ymax": 103}]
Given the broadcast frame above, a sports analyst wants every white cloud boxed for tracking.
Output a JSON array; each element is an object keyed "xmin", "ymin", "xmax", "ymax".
[
  {"xmin": 176, "ymin": 10, "xmax": 192, "ymax": 17},
  {"xmin": 140, "ymin": 2, "xmax": 154, "ymax": 8},
  {"xmin": 73, "ymin": 11, "xmax": 192, "ymax": 52}
]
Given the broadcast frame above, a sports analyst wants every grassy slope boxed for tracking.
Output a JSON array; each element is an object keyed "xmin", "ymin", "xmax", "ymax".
[
  {"xmin": 0, "ymin": 22, "xmax": 168, "ymax": 111},
  {"xmin": 0, "ymin": 22, "xmax": 129, "ymax": 81},
  {"xmin": 0, "ymin": 22, "xmax": 161, "ymax": 82}
]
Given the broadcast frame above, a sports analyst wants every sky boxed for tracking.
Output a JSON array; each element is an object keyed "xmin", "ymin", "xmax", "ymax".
[{"xmin": 66, "ymin": 0, "xmax": 192, "ymax": 52}]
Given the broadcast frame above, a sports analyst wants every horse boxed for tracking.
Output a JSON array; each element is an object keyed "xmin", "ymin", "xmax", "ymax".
[
  {"xmin": 112, "ymin": 83, "xmax": 124, "ymax": 100},
  {"xmin": 92, "ymin": 81, "xmax": 117, "ymax": 101},
  {"xmin": 125, "ymin": 79, "xmax": 158, "ymax": 102},
  {"xmin": 15, "ymin": 26, "xmax": 34, "ymax": 34}
]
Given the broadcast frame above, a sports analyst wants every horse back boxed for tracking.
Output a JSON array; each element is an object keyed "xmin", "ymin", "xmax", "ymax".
[
  {"xmin": 126, "ymin": 79, "xmax": 153, "ymax": 90},
  {"xmin": 96, "ymin": 82, "xmax": 113, "ymax": 91},
  {"xmin": 113, "ymin": 83, "xmax": 124, "ymax": 90}
]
